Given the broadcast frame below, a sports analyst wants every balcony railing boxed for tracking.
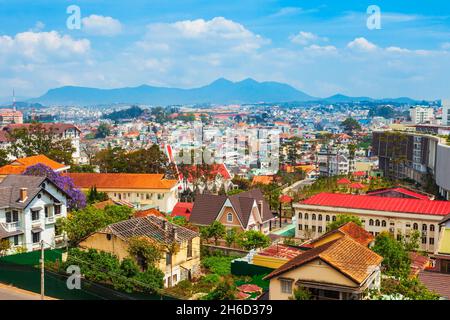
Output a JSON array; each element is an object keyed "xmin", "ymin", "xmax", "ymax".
[
  {"xmin": 1, "ymin": 221, "xmax": 21, "ymax": 232},
  {"xmin": 45, "ymin": 216, "xmax": 56, "ymax": 224}
]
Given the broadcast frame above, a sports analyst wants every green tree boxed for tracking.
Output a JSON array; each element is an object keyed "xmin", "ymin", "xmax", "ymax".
[
  {"xmin": 327, "ymin": 214, "xmax": 363, "ymax": 231},
  {"xmin": 86, "ymin": 186, "xmax": 109, "ymax": 204},
  {"xmin": 95, "ymin": 123, "xmax": 111, "ymax": 139},
  {"xmin": 6, "ymin": 123, "xmax": 75, "ymax": 164},
  {"xmin": 206, "ymin": 221, "xmax": 226, "ymax": 245},
  {"xmin": 204, "ymin": 276, "xmax": 237, "ymax": 300},
  {"xmin": 0, "ymin": 149, "xmax": 9, "ymax": 167},
  {"xmin": 128, "ymin": 237, "xmax": 163, "ymax": 270},
  {"xmin": 0, "ymin": 239, "xmax": 11, "ymax": 256},
  {"xmin": 225, "ymin": 228, "xmax": 237, "ymax": 247},
  {"xmin": 134, "ymin": 266, "xmax": 165, "ymax": 292},
  {"xmin": 237, "ymin": 230, "xmax": 271, "ymax": 251},
  {"xmin": 341, "ymin": 117, "xmax": 361, "ymax": 133},
  {"xmin": 372, "ymin": 232, "xmax": 411, "ymax": 278},
  {"xmin": 60, "ymin": 205, "xmax": 133, "ymax": 244},
  {"xmin": 290, "ymin": 286, "xmax": 312, "ymax": 300}
]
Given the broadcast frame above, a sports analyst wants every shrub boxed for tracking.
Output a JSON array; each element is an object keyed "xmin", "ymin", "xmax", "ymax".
[{"xmin": 201, "ymin": 256, "xmax": 236, "ymax": 276}]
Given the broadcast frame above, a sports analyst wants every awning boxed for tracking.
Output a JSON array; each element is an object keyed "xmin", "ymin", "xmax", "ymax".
[{"xmin": 31, "ymin": 227, "xmax": 43, "ymax": 233}]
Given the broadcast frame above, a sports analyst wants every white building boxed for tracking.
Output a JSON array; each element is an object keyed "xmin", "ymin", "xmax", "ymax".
[
  {"xmin": 443, "ymin": 100, "xmax": 450, "ymax": 126},
  {"xmin": 0, "ymin": 175, "xmax": 68, "ymax": 254},
  {"xmin": 410, "ymin": 106, "xmax": 434, "ymax": 124}
]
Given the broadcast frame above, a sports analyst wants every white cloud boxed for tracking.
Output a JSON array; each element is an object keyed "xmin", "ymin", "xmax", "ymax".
[
  {"xmin": 82, "ymin": 15, "xmax": 122, "ymax": 36},
  {"xmin": 347, "ymin": 37, "xmax": 378, "ymax": 52},
  {"xmin": 290, "ymin": 31, "xmax": 322, "ymax": 46},
  {"xmin": 0, "ymin": 31, "xmax": 90, "ymax": 63},
  {"xmin": 139, "ymin": 17, "xmax": 268, "ymax": 53},
  {"xmin": 305, "ymin": 44, "xmax": 337, "ymax": 54}
]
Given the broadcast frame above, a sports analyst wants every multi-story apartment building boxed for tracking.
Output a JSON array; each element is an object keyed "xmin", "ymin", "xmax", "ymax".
[
  {"xmin": 0, "ymin": 109, "xmax": 23, "ymax": 125},
  {"xmin": 0, "ymin": 175, "xmax": 68, "ymax": 254},
  {"xmin": 442, "ymin": 100, "xmax": 450, "ymax": 126},
  {"xmin": 294, "ymin": 192, "xmax": 450, "ymax": 253},
  {"xmin": 410, "ymin": 106, "xmax": 434, "ymax": 124},
  {"xmin": 372, "ymin": 129, "xmax": 450, "ymax": 199},
  {"xmin": 318, "ymin": 148, "xmax": 355, "ymax": 177}
]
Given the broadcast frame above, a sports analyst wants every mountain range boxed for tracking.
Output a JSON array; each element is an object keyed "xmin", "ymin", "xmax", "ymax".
[{"xmin": 27, "ymin": 78, "xmax": 422, "ymax": 106}]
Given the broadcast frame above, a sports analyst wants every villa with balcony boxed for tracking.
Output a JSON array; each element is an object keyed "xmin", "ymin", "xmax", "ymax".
[{"xmin": 0, "ymin": 175, "xmax": 69, "ymax": 254}]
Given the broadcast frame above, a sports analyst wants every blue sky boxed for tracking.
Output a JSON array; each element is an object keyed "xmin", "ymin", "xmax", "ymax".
[{"xmin": 1, "ymin": 0, "xmax": 450, "ymax": 100}]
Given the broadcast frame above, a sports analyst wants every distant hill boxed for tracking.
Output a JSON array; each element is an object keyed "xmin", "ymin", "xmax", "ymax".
[
  {"xmin": 28, "ymin": 78, "xmax": 423, "ymax": 106},
  {"xmin": 29, "ymin": 78, "xmax": 316, "ymax": 106}
]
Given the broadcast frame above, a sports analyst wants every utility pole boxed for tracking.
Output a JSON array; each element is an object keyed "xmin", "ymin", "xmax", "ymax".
[{"xmin": 40, "ymin": 240, "xmax": 45, "ymax": 300}]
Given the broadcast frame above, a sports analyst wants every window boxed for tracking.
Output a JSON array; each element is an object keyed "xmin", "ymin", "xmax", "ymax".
[
  {"xmin": 312, "ymin": 214, "xmax": 316, "ymax": 221},
  {"xmin": 146, "ymin": 194, "xmax": 150, "ymax": 200},
  {"xmin": 318, "ymin": 214, "xmax": 322, "ymax": 221},
  {"xmin": 44, "ymin": 206, "xmax": 50, "ymax": 218},
  {"xmin": 298, "ymin": 224, "xmax": 303, "ymax": 230},
  {"xmin": 10, "ymin": 235, "xmax": 19, "ymax": 246},
  {"xmin": 332, "ymin": 216, "xmax": 336, "ymax": 222},
  {"xmin": 5, "ymin": 210, "xmax": 19, "ymax": 223},
  {"xmin": 187, "ymin": 239, "xmax": 193, "ymax": 258},
  {"xmin": 430, "ymin": 238, "xmax": 434, "ymax": 245},
  {"xmin": 32, "ymin": 232, "xmax": 40, "ymax": 244},
  {"xmin": 31, "ymin": 210, "xmax": 40, "ymax": 221},
  {"xmin": 422, "ymin": 237, "xmax": 427, "ymax": 244},
  {"xmin": 382, "ymin": 220, "xmax": 387, "ymax": 227},
  {"xmin": 106, "ymin": 234, "xmax": 112, "ymax": 241},
  {"xmin": 173, "ymin": 274, "xmax": 177, "ymax": 283},
  {"xmin": 422, "ymin": 224, "xmax": 427, "ymax": 231},
  {"xmin": 54, "ymin": 205, "xmax": 61, "ymax": 215},
  {"xmin": 430, "ymin": 225, "xmax": 435, "ymax": 232},
  {"xmin": 304, "ymin": 213, "xmax": 309, "ymax": 220},
  {"xmin": 304, "ymin": 225, "xmax": 309, "ymax": 230},
  {"xmin": 326, "ymin": 215, "xmax": 330, "ymax": 222},
  {"xmin": 166, "ymin": 253, "xmax": 172, "ymax": 266},
  {"xmin": 413, "ymin": 223, "xmax": 418, "ymax": 230},
  {"xmin": 312, "ymin": 226, "xmax": 316, "ymax": 232},
  {"xmin": 318, "ymin": 226, "xmax": 323, "ymax": 233},
  {"xmin": 298, "ymin": 212, "xmax": 302, "ymax": 219},
  {"xmin": 158, "ymin": 193, "xmax": 164, "ymax": 200},
  {"xmin": 369, "ymin": 219, "xmax": 374, "ymax": 226},
  {"xmin": 280, "ymin": 279, "xmax": 293, "ymax": 294},
  {"xmin": 375, "ymin": 220, "xmax": 380, "ymax": 227},
  {"xmin": 227, "ymin": 213, "xmax": 233, "ymax": 223}
]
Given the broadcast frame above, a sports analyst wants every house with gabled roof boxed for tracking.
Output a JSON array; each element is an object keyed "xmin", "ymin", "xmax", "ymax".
[
  {"xmin": 0, "ymin": 175, "xmax": 69, "ymax": 254},
  {"xmin": 78, "ymin": 215, "xmax": 200, "ymax": 288},
  {"xmin": 189, "ymin": 189, "xmax": 276, "ymax": 235},
  {"xmin": 264, "ymin": 236, "xmax": 383, "ymax": 300}
]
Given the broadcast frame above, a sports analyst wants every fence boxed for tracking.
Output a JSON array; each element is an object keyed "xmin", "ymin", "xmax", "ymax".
[{"xmin": 0, "ymin": 250, "xmax": 177, "ymax": 300}]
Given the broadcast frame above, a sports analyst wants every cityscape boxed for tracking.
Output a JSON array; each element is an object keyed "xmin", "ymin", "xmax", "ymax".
[{"xmin": 0, "ymin": 0, "xmax": 450, "ymax": 306}]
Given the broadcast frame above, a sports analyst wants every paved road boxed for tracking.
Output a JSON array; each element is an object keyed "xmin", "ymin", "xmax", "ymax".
[
  {"xmin": 0, "ymin": 285, "xmax": 42, "ymax": 300},
  {"xmin": 282, "ymin": 179, "xmax": 315, "ymax": 193}
]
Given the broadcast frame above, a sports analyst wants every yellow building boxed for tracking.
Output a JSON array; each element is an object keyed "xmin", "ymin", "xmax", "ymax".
[
  {"xmin": 78, "ymin": 216, "xmax": 201, "ymax": 288},
  {"xmin": 66, "ymin": 173, "xmax": 179, "ymax": 213}
]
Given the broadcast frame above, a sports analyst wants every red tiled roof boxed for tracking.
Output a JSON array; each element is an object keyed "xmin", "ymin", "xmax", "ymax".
[
  {"xmin": 418, "ymin": 271, "xmax": 450, "ymax": 299},
  {"xmin": 170, "ymin": 202, "xmax": 193, "ymax": 220},
  {"xmin": 352, "ymin": 171, "xmax": 366, "ymax": 177},
  {"xmin": 337, "ymin": 178, "xmax": 351, "ymax": 185},
  {"xmin": 279, "ymin": 195, "xmax": 293, "ymax": 203},
  {"xmin": 257, "ymin": 244, "xmax": 302, "ymax": 260},
  {"xmin": 181, "ymin": 163, "xmax": 231, "ymax": 181},
  {"xmin": 300, "ymin": 193, "xmax": 450, "ymax": 216},
  {"xmin": 134, "ymin": 208, "xmax": 166, "ymax": 218},
  {"xmin": 367, "ymin": 187, "xmax": 430, "ymax": 200},
  {"xmin": 349, "ymin": 182, "xmax": 366, "ymax": 189}
]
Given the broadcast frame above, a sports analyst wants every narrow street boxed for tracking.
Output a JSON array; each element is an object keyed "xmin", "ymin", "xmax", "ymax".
[{"xmin": 0, "ymin": 284, "xmax": 49, "ymax": 300}]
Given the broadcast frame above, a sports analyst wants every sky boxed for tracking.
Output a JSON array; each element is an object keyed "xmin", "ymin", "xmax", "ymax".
[{"xmin": 1, "ymin": 0, "xmax": 450, "ymax": 100}]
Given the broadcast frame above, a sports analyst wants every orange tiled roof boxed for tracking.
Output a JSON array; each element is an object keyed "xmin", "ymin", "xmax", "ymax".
[
  {"xmin": 0, "ymin": 155, "xmax": 67, "ymax": 175},
  {"xmin": 252, "ymin": 175, "xmax": 274, "ymax": 185},
  {"xmin": 265, "ymin": 236, "xmax": 383, "ymax": 284},
  {"xmin": 65, "ymin": 173, "xmax": 178, "ymax": 190},
  {"xmin": 134, "ymin": 208, "xmax": 166, "ymax": 218}
]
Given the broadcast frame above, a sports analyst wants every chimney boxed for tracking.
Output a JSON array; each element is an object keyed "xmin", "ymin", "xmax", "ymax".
[
  {"xmin": 173, "ymin": 228, "xmax": 178, "ymax": 241},
  {"xmin": 162, "ymin": 220, "xmax": 169, "ymax": 231},
  {"xmin": 20, "ymin": 188, "xmax": 27, "ymax": 202}
]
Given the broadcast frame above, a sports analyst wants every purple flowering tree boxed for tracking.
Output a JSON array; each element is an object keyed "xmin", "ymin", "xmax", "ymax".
[{"xmin": 22, "ymin": 163, "xmax": 87, "ymax": 210}]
